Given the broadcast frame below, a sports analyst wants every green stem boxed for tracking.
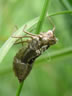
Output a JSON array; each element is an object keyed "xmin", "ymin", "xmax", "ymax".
[
  {"xmin": 36, "ymin": 47, "xmax": 72, "ymax": 64},
  {"xmin": 49, "ymin": 10, "xmax": 72, "ymax": 17},
  {"xmin": 16, "ymin": 0, "xmax": 49, "ymax": 95},
  {"xmin": 16, "ymin": 81, "xmax": 24, "ymax": 96},
  {"xmin": 36, "ymin": 0, "xmax": 49, "ymax": 34}
]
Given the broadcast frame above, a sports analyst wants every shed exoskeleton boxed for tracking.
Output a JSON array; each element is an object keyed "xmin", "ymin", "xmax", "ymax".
[
  {"xmin": 13, "ymin": 17, "xmax": 57, "ymax": 82},
  {"xmin": 13, "ymin": 27, "xmax": 56, "ymax": 82}
]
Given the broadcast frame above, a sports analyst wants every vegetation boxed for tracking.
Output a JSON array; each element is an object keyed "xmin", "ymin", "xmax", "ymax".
[{"xmin": 0, "ymin": 0, "xmax": 72, "ymax": 96}]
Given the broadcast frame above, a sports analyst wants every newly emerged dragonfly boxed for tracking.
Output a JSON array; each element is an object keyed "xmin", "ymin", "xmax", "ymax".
[{"xmin": 13, "ymin": 17, "xmax": 57, "ymax": 82}]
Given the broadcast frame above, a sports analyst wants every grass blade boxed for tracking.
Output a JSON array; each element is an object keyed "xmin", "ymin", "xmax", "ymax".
[{"xmin": 0, "ymin": 10, "xmax": 72, "ymax": 64}]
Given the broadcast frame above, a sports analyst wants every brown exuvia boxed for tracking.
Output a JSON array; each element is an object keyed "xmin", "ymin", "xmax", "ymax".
[{"xmin": 13, "ymin": 28, "xmax": 57, "ymax": 82}]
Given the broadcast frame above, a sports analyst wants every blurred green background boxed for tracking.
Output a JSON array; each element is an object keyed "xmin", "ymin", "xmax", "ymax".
[{"xmin": 0, "ymin": 0, "xmax": 72, "ymax": 96}]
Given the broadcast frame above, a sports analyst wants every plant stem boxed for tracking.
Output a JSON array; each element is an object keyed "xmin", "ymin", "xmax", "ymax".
[
  {"xmin": 16, "ymin": 0, "xmax": 49, "ymax": 96},
  {"xmin": 16, "ymin": 81, "xmax": 24, "ymax": 96},
  {"xmin": 36, "ymin": 47, "xmax": 72, "ymax": 64},
  {"xmin": 49, "ymin": 10, "xmax": 72, "ymax": 17},
  {"xmin": 36, "ymin": 0, "xmax": 49, "ymax": 34}
]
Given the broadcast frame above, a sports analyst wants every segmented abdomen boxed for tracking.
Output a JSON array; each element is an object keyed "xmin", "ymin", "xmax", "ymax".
[{"xmin": 13, "ymin": 56, "xmax": 32, "ymax": 82}]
